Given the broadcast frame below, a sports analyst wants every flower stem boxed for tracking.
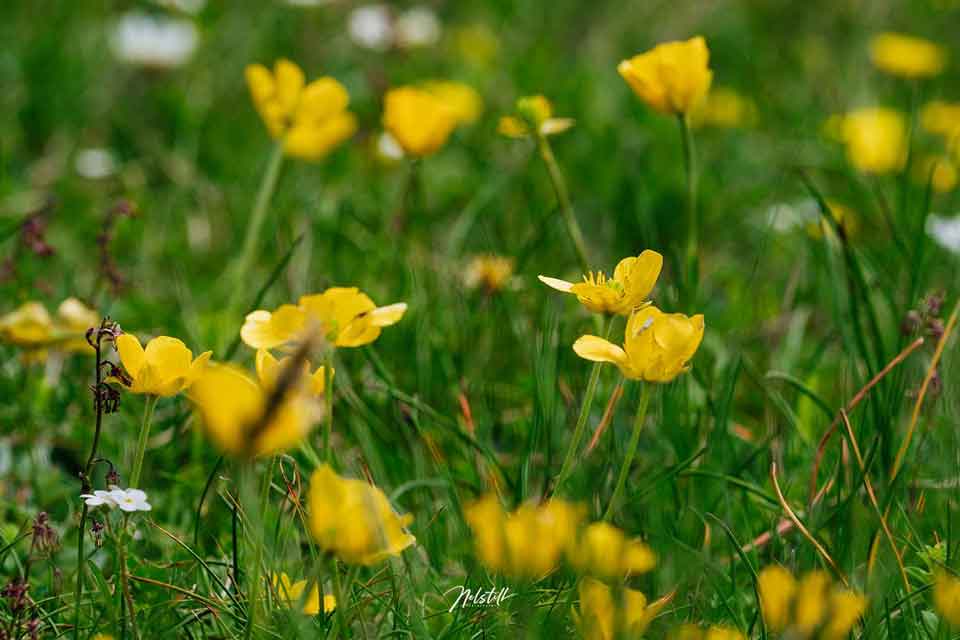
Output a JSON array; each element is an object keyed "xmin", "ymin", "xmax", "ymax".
[
  {"xmin": 116, "ymin": 516, "xmax": 139, "ymax": 640},
  {"xmin": 536, "ymin": 132, "xmax": 591, "ymax": 276},
  {"xmin": 554, "ymin": 317, "xmax": 613, "ymax": 495},
  {"xmin": 232, "ymin": 141, "xmax": 285, "ymax": 308},
  {"xmin": 603, "ymin": 383, "xmax": 652, "ymax": 521},
  {"xmin": 678, "ymin": 114, "xmax": 699, "ymax": 307},
  {"xmin": 243, "ymin": 457, "xmax": 275, "ymax": 640},
  {"xmin": 129, "ymin": 395, "xmax": 158, "ymax": 488},
  {"xmin": 323, "ymin": 354, "xmax": 334, "ymax": 463}
]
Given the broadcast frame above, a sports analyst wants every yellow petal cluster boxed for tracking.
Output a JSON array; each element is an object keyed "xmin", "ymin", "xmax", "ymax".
[
  {"xmin": 498, "ymin": 94, "xmax": 574, "ymax": 138},
  {"xmin": 575, "ymin": 577, "xmax": 671, "ymax": 640},
  {"xmin": 569, "ymin": 521, "xmax": 656, "ymax": 579},
  {"xmin": 758, "ymin": 566, "xmax": 867, "ymax": 639},
  {"xmin": 0, "ymin": 298, "xmax": 99, "ymax": 358},
  {"xmin": 690, "ymin": 87, "xmax": 757, "ymax": 129},
  {"xmin": 306, "ymin": 464, "xmax": 415, "ymax": 565},
  {"xmin": 618, "ymin": 36, "xmax": 713, "ymax": 115},
  {"xmin": 240, "ymin": 287, "xmax": 407, "ymax": 351},
  {"xmin": 574, "ymin": 306, "xmax": 704, "ymax": 383},
  {"xmin": 115, "ymin": 334, "xmax": 211, "ymax": 397},
  {"xmin": 672, "ymin": 624, "xmax": 746, "ymax": 640},
  {"xmin": 464, "ymin": 254, "xmax": 515, "ymax": 293},
  {"xmin": 539, "ymin": 251, "xmax": 663, "ymax": 316},
  {"xmin": 935, "ymin": 572, "xmax": 960, "ymax": 627},
  {"xmin": 383, "ymin": 86, "xmax": 458, "ymax": 157},
  {"xmin": 256, "ymin": 349, "xmax": 329, "ymax": 398},
  {"xmin": 869, "ymin": 33, "xmax": 946, "ymax": 78},
  {"xmin": 245, "ymin": 58, "xmax": 357, "ymax": 161},
  {"xmin": 420, "ymin": 81, "xmax": 483, "ymax": 125},
  {"xmin": 190, "ymin": 363, "xmax": 314, "ymax": 457},
  {"xmin": 272, "ymin": 572, "xmax": 336, "ymax": 616},
  {"xmin": 836, "ymin": 107, "xmax": 907, "ymax": 175}
]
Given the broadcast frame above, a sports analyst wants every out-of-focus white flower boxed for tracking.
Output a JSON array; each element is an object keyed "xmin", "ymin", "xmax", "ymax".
[
  {"xmin": 377, "ymin": 131, "xmax": 405, "ymax": 161},
  {"xmin": 152, "ymin": 0, "xmax": 206, "ymax": 14},
  {"xmin": 927, "ymin": 214, "xmax": 960, "ymax": 253},
  {"xmin": 348, "ymin": 4, "xmax": 393, "ymax": 51},
  {"xmin": 110, "ymin": 12, "xmax": 198, "ymax": 69},
  {"xmin": 75, "ymin": 148, "xmax": 116, "ymax": 180},
  {"xmin": 81, "ymin": 490, "xmax": 117, "ymax": 508},
  {"xmin": 395, "ymin": 6, "xmax": 440, "ymax": 48},
  {"xmin": 108, "ymin": 489, "xmax": 153, "ymax": 512}
]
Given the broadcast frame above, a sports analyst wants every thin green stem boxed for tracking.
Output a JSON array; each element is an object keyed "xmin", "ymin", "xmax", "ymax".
[
  {"xmin": 329, "ymin": 557, "xmax": 349, "ymax": 637},
  {"xmin": 116, "ymin": 515, "xmax": 139, "ymax": 640},
  {"xmin": 243, "ymin": 457, "xmax": 275, "ymax": 640},
  {"xmin": 323, "ymin": 353, "xmax": 334, "ymax": 463},
  {"xmin": 231, "ymin": 141, "xmax": 285, "ymax": 309},
  {"xmin": 678, "ymin": 114, "xmax": 699, "ymax": 307},
  {"xmin": 554, "ymin": 317, "xmax": 613, "ymax": 495},
  {"xmin": 603, "ymin": 383, "xmax": 652, "ymax": 521},
  {"xmin": 129, "ymin": 395, "xmax": 158, "ymax": 488},
  {"xmin": 536, "ymin": 132, "xmax": 591, "ymax": 275}
]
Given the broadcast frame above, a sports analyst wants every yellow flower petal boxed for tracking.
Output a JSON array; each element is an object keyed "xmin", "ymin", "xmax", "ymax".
[
  {"xmin": 538, "ymin": 275, "xmax": 575, "ymax": 292},
  {"xmin": 115, "ymin": 334, "xmax": 146, "ymax": 380},
  {"xmin": 573, "ymin": 336, "xmax": 629, "ymax": 369}
]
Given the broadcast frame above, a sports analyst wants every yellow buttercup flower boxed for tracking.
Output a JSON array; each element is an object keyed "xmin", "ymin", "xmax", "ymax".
[
  {"xmin": 914, "ymin": 155, "xmax": 958, "ymax": 192},
  {"xmin": 383, "ymin": 86, "xmax": 458, "ymax": 157},
  {"xmin": 115, "ymin": 334, "xmax": 211, "ymax": 397},
  {"xmin": 0, "ymin": 298, "xmax": 99, "ymax": 359},
  {"xmin": 672, "ymin": 624, "xmax": 746, "ymax": 640},
  {"xmin": 920, "ymin": 101, "xmax": 960, "ymax": 140},
  {"xmin": 575, "ymin": 577, "xmax": 671, "ymax": 640},
  {"xmin": 837, "ymin": 107, "xmax": 907, "ymax": 174},
  {"xmin": 464, "ymin": 494, "xmax": 584, "ymax": 578},
  {"xmin": 569, "ymin": 521, "xmax": 656, "ymax": 579},
  {"xmin": 240, "ymin": 287, "xmax": 407, "ymax": 351},
  {"xmin": 618, "ymin": 36, "xmax": 713, "ymax": 116},
  {"xmin": 573, "ymin": 306, "xmax": 704, "ymax": 383},
  {"xmin": 256, "ymin": 349, "xmax": 329, "ymax": 398},
  {"xmin": 307, "ymin": 464, "xmax": 415, "ymax": 565},
  {"xmin": 245, "ymin": 58, "xmax": 357, "ymax": 161},
  {"xmin": 464, "ymin": 254, "xmax": 515, "ymax": 293},
  {"xmin": 190, "ymin": 363, "xmax": 314, "ymax": 457},
  {"xmin": 539, "ymin": 251, "xmax": 663, "ymax": 316},
  {"xmin": 498, "ymin": 95, "xmax": 575, "ymax": 138},
  {"xmin": 272, "ymin": 572, "xmax": 336, "ymax": 616},
  {"xmin": 869, "ymin": 33, "xmax": 946, "ymax": 78},
  {"xmin": 757, "ymin": 566, "xmax": 867, "ymax": 639},
  {"xmin": 421, "ymin": 81, "xmax": 483, "ymax": 125},
  {"xmin": 689, "ymin": 87, "xmax": 757, "ymax": 129},
  {"xmin": 934, "ymin": 571, "xmax": 960, "ymax": 627}
]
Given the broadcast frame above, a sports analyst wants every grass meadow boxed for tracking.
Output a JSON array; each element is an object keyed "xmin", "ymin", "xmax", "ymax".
[{"xmin": 2, "ymin": 1, "xmax": 960, "ymax": 638}]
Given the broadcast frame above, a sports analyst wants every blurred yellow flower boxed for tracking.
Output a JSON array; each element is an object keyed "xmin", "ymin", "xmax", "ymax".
[
  {"xmin": 575, "ymin": 577, "xmax": 670, "ymax": 640},
  {"xmin": 574, "ymin": 306, "xmax": 704, "ymax": 383},
  {"xmin": 245, "ymin": 58, "xmax": 357, "ymax": 161},
  {"xmin": 464, "ymin": 494, "xmax": 584, "ymax": 578},
  {"xmin": 421, "ymin": 81, "xmax": 483, "ymax": 125},
  {"xmin": 757, "ymin": 566, "xmax": 867, "ymax": 639},
  {"xmin": 869, "ymin": 32, "xmax": 946, "ymax": 78},
  {"xmin": 383, "ymin": 86, "xmax": 457, "ymax": 157},
  {"xmin": 672, "ymin": 624, "xmax": 746, "ymax": 640},
  {"xmin": 539, "ymin": 251, "xmax": 663, "ymax": 316},
  {"xmin": 807, "ymin": 201, "xmax": 858, "ymax": 239},
  {"xmin": 256, "ymin": 349, "xmax": 329, "ymax": 398},
  {"xmin": 690, "ymin": 87, "xmax": 757, "ymax": 129},
  {"xmin": 464, "ymin": 254, "xmax": 515, "ymax": 292},
  {"xmin": 569, "ymin": 521, "xmax": 656, "ymax": 579},
  {"xmin": 618, "ymin": 36, "xmax": 713, "ymax": 116},
  {"xmin": 499, "ymin": 94, "xmax": 575, "ymax": 139},
  {"xmin": 191, "ymin": 363, "xmax": 313, "ymax": 457},
  {"xmin": 934, "ymin": 571, "xmax": 960, "ymax": 627},
  {"xmin": 0, "ymin": 298, "xmax": 99, "ymax": 359},
  {"xmin": 837, "ymin": 107, "xmax": 907, "ymax": 174},
  {"xmin": 920, "ymin": 101, "xmax": 960, "ymax": 140},
  {"xmin": 241, "ymin": 288, "xmax": 407, "ymax": 351},
  {"xmin": 307, "ymin": 464, "xmax": 415, "ymax": 565},
  {"xmin": 272, "ymin": 572, "xmax": 336, "ymax": 616},
  {"xmin": 914, "ymin": 155, "xmax": 958, "ymax": 192},
  {"xmin": 115, "ymin": 334, "xmax": 211, "ymax": 397}
]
